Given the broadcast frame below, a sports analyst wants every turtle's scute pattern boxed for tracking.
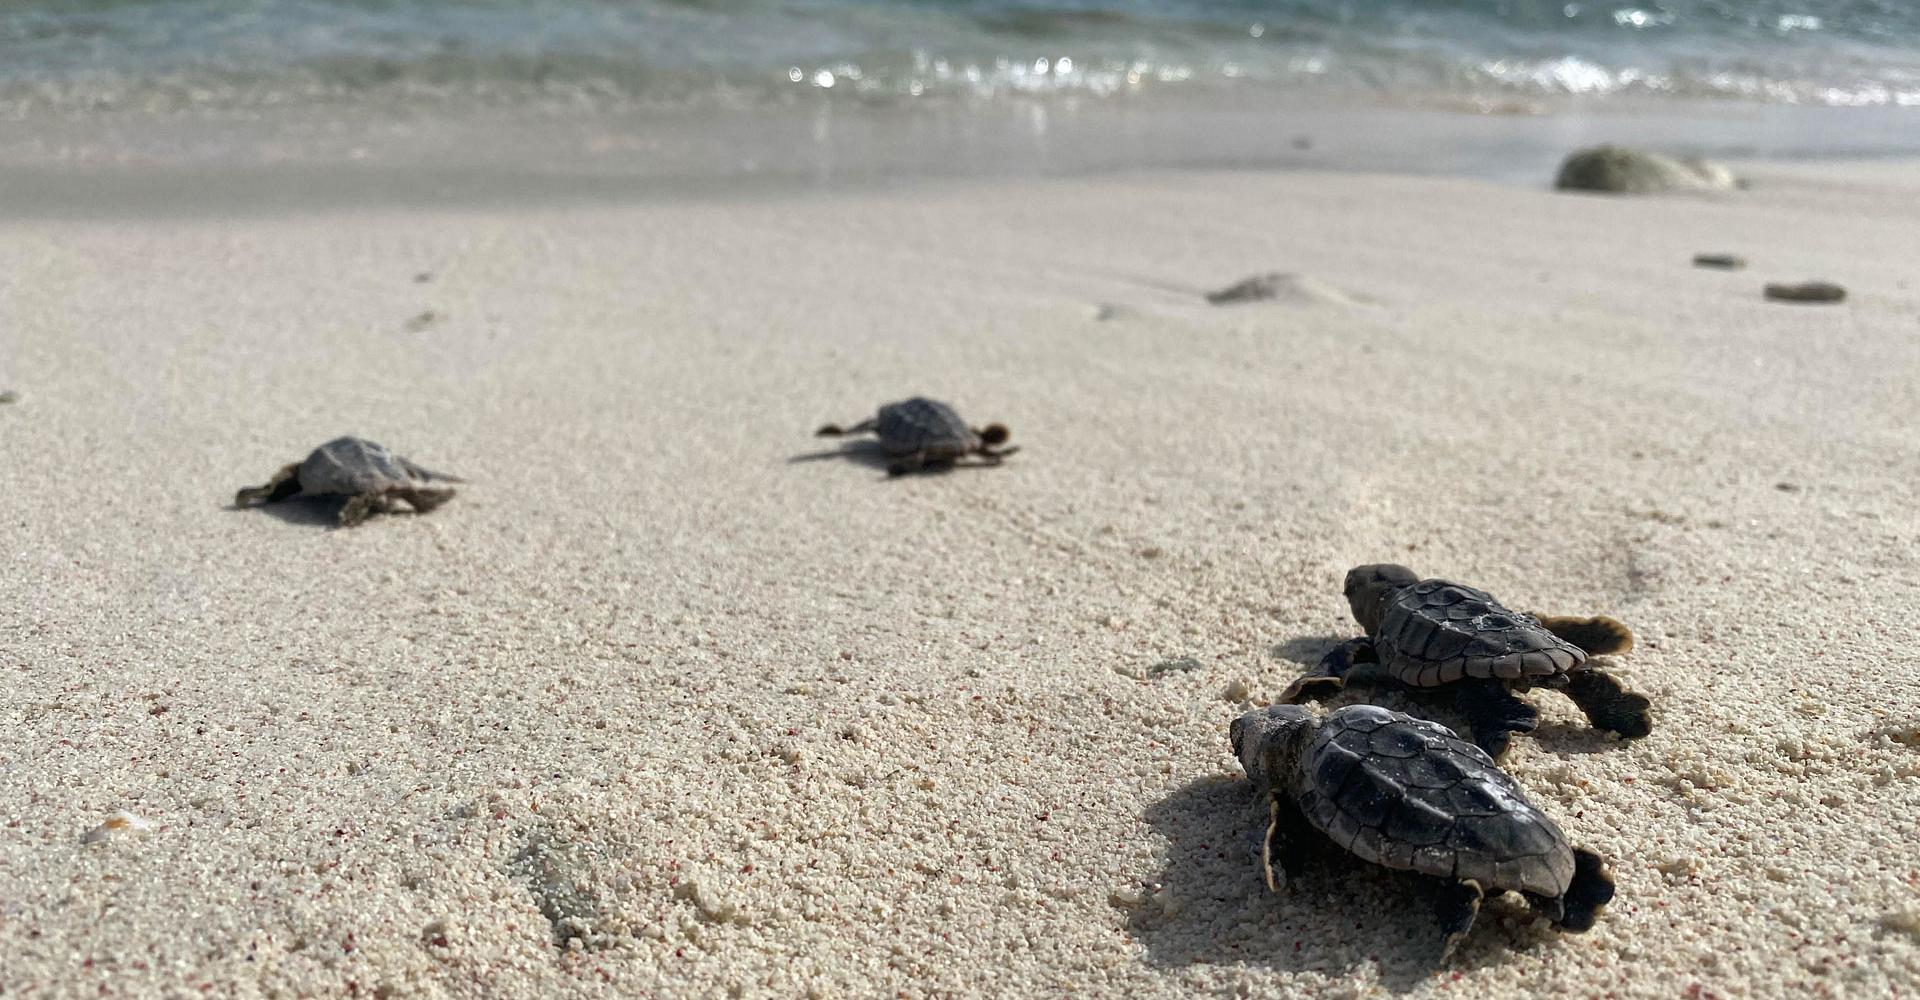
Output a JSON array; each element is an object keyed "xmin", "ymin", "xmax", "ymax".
[
  {"xmin": 1297, "ymin": 706, "xmax": 1575, "ymax": 896},
  {"xmin": 1374, "ymin": 579, "xmax": 1584, "ymax": 687},
  {"xmin": 298, "ymin": 437, "xmax": 437, "ymax": 495},
  {"xmin": 872, "ymin": 397, "xmax": 982, "ymax": 458}
]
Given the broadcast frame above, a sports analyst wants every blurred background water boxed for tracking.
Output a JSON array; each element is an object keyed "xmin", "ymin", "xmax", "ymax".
[{"xmin": 4, "ymin": 0, "xmax": 1919, "ymax": 117}]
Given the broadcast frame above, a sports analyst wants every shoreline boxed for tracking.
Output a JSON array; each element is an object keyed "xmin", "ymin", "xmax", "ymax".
[{"xmin": 6, "ymin": 94, "xmax": 1920, "ymax": 217}]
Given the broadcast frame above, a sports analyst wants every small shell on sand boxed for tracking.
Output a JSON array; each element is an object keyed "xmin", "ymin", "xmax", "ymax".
[
  {"xmin": 1692, "ymin": 254, "xmax": 1747, "ymax": 270},
  {"xmin": 83, "ymin": 811, "xmax": 154, "ymax": 844},
  {"xmin": 1764, "ymin": 281, "xmax": 1847, "ymax": 304}
]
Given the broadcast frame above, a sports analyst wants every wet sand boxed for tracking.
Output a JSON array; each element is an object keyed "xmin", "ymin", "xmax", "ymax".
[{"xmin": 2, "ymin": 160, "xmax": 1918, "ymax": 997}]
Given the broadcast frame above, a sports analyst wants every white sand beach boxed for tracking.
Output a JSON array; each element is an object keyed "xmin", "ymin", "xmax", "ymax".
[{"xmin": 3, "ymin": 157, "xmax": 1919, "ymax": 997}]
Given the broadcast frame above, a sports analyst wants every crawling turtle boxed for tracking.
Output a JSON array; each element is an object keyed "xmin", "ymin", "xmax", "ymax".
[
  {"xmin": 816, "ymin": 397, "xmax": 1017, "ymax": 476},
  {"xmin": 1282, "ymin": 565, "xmax": 1651, "ymax": 758},
  {"xmin": 235, "ymin": 436, "xmax": 461, "ymax": 527},
  {"xmin": 1233, "ymin": 703, "xmax": 1615, "ymax": 959}
]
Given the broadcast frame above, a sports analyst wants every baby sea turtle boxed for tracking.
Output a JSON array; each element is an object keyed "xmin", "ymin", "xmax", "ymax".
[
  {"xmin": 1282, "ymin": 565, "xmax": 1652, "ymax": 758},
  {"xmin": 816, "ymin": 396, "xmax": 1017, "ymax": 476},
  {"xmin": 235, "ymin": 436, "xmax": 461, "ymax": 527},
  {"xmin": 1233, "ymin": 704, "xmax": 1615, "ymax": 959}
]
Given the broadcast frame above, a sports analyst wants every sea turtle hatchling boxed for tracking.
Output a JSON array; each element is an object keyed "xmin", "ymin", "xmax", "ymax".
[
  {"xmin": 815, "ymin": 396, "xmax": 1017, "ymax": 476},
  {"xmin": 235, "ymin": 436, "xmax": 462, "ymax": 527},
  {"xmin": 1282, "ymin": 565, "xmax": 1652, "ymax": 758},
  {"xmin": 1233, "ymin": 704, "xmax": 1616, "ymax": 959}
]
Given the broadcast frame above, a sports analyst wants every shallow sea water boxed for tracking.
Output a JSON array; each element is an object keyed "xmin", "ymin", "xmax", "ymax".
[{"xmin": 3, "ymin": 0, "xmax": 1919, "ymax": 117}]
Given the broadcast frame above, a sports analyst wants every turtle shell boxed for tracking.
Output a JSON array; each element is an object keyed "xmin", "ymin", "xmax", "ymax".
[
  {"xmin": 1373, "ymin": 578, "xmax": 1583, "ymax": 687},
  {"xmin": 296, "ymin": 437, "xmax": 437, "ymax": 496},
  {"xmin": 1297, "ymin": 705, "xmax": 1575, "ymax": 896},
  {"xmin": 873, "ymin": 398, "xmax": 980, "ymax": 458}
]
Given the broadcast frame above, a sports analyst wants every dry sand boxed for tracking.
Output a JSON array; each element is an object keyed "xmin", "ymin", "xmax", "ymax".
[{"xmin": 2, "ymin": 160, "xmax": 1919, "ymax": 998}]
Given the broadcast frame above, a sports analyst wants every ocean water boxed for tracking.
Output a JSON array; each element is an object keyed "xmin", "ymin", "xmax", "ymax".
[{"xmin": 3, "ymin": 0, "xmax": 1920, "ymax": 118}]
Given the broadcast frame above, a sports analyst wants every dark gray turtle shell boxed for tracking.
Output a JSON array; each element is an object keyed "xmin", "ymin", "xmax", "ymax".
[
  {"xmin": 1374, "ymin": 578, "xmax": 1584, "ymax": 687},
  {"xmin": 1298, "ymin": 705, "xmax": 1575, "ymax": 896},
  {"xmin": 873, "ymin": 397, "xmax": 980, "ymax": 458},
  {"xmin": 295, "ymin": 437, "xmax": 441, "ymax": 496}
]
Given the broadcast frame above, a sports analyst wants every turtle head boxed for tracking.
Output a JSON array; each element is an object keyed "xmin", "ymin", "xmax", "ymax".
[
  {"xmin": 1230, "ymin": 705, "xmax": 1316, "ymax": 788},
  {"xmin": 1343, "ymin": 563, "xmax": 1418, "ymax": 633},
  {"xmin": 977, "ymin": 423, "xmax": 1010, "ymax": 447}
]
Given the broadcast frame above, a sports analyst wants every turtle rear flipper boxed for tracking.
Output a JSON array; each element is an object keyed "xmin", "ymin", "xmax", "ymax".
[
  {"xmin": 1561, "ymin": 669, "xmax": 1653, "ymax": 739},
  {"xmin": 1436, "ymin": 879, "xmax": 1486, "ymax": 961},
  {"xmin": 1534, "ymin": 614, "xmax": 1635, "ymax": 657},
  {"xmin": 1553, "ymin": 849, "xmax": 1615, "ymax": 933}
]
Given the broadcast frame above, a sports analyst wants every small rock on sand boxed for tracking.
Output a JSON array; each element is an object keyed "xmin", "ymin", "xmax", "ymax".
[
  {"xmin": 1692, "ymin": 254, "xmax": 1747, "ymax": 270},
  {"xmin": 0, "ymin": 390, "xmax": 18, "ymax": 405},
  {"xmin": 1555, "ymin": 145, "xmax": 1738, "ymax": 194},
  {"xmin": 1148, "ymin": 656, "xmax": 1202, "ymax": 676},
  {"xmin": 1764, "ymin": 281, "xmax": 1846, "ymax": 304}
]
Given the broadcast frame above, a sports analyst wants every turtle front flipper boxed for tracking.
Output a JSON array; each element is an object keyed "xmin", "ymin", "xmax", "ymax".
[
  {"xmin": 1260, "ymin": 792, "xmax": 1315, "ymax": 892},
  {"xmin": 1551, "ymin": 849, "xmax": 1615, "ymax": 933},
  {"xmin": 1451, "ymin": 679, "xmax": 1539, "ymax": 760},
  {"xmin": 1533, "ymin": 614, "xmax": 1635, "ymax": 656},
  {"xmin": 339, "ymin": 494, "xmax": 385, "ymax": 527},
  {"xmin": 816, "ymin": 418, "xmax": 877, "ymax": 438},
  {"xmin": 1561, "ymin": 669, "xmax": 1653, "ymax": 739},
  {"xmin": 1280, "ymin": 637, "xmax": 1376, "ymax": 703},
  {"xmin": 234, "ymin": 463, "xmax": 303, "ymax": 507},
  {"xmin": 1436, "ymin": 879, "xmax": 1486, "ymax": 962}
]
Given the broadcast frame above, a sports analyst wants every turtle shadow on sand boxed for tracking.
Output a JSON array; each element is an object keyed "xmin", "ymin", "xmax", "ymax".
[
  {"xmin": 1130, "ymin": 778, "xmax": 1556, "ymax": 992},
  {"xmin": 224, "ymin": 495, "xmax": 349, "ymax": 527},
  {"xmin": 1527, "ymin": 720, "xmax": 1623, "ymax": 756},
  {"xmin": 786, "ymin": 440, "xmax": 995, "ymax": 477},
  {"xmin": 1271, "ymin": 635, "xmax": 1350, "ymax": 667}
]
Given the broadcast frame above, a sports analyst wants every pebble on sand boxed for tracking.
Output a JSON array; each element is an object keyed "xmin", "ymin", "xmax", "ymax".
[
  {"xmin": 83, "ymin": 811, "xmax": 154, "ymax": 844},
  {"xmin": 0, "ymin": 390, "xmax": 18, "ymax": 404},
  {"xmin": 1764, "ymin": 281, "xmax": 1847, "ymax": 304},
  {"xmin": 1692, "ymin": 254, "xmax": 1747, "ymax": 270}
]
